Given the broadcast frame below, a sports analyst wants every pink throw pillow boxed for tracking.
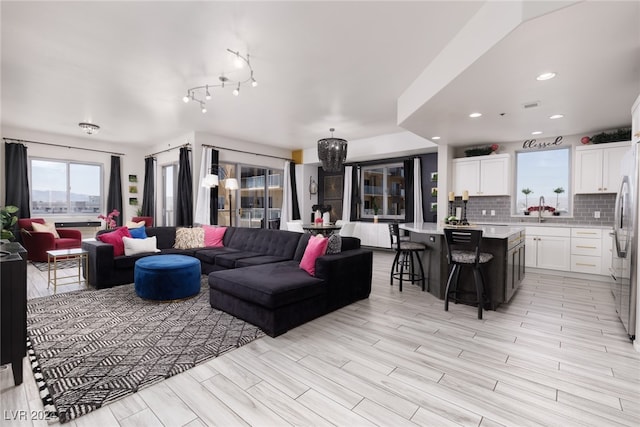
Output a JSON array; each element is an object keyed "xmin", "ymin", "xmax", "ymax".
[
  {"xmin": 97, "ymin": 227, "xmax": 131, "ymax": 257},
  {"xmin": 300, "ymin": 235, "xmax": 329, "ymax": 276},
  {"xmin": 203, "ymin": 225, "xmax": 227, "ymax": 247}
]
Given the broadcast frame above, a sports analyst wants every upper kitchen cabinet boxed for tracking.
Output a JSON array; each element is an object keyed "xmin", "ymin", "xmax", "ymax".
[
  {"xmin": 452, "ymin": 153, "xmax": 510, "ymax": 196},
  {"xmin": 574, "ymin": 141, "xmax": 629, "ymax": 194}
]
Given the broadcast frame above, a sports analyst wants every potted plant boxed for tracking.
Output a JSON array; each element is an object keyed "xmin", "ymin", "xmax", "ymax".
[
  {"xmin": 1, "ymin": 205, "xmax": 19, "ymax": 241},
  {"xmin": 521, "ymin": 188, "xmax": 533, "ymax": 215},
  {"xmin": 553, "ymin": 187, "xmax": 564, "ymax": 216},
  {"xmin": 372, "ymin": 197, "xmax": 379, "ymax": 223}
]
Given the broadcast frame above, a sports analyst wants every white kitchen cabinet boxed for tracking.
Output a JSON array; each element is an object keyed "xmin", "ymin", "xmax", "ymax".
[
  {"xmin": 525, "ymin": 226, "xmax": 571, "ymax": 271},
  {"xmin": 570, "ymin": 228, "xmax": 602, "ymax": 274},
  {"xmin": 574, "ymin": 142, "xmax": 629, "ymax": 194},
  {"xmin": 452, "ymin": 153, "xmax": 510, "ymax": 196}
]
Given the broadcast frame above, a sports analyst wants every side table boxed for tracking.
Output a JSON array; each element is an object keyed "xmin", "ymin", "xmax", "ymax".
[{"xmin": 46, "ymin": 248, "xmax": 89, "ymax": 293}]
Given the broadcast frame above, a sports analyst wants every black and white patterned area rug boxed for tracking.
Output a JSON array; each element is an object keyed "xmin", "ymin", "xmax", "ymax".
[
  {"xmin": 31, "ymin": 260, "xmax": 79, "ymax": 271},
  {"xmin": 27, "ymin": 277, "xmax": 265, "ymax": 424}
]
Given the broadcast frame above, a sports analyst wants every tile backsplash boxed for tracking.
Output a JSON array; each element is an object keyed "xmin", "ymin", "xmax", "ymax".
[{"xmin": 452, "ymin": 194, "xmax": 615, "ymax": 226}]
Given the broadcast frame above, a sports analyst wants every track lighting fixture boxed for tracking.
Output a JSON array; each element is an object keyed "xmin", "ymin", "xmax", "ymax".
[{"xmin": 183, "ymin": 49, "xmax": 257, "ymax": 113}]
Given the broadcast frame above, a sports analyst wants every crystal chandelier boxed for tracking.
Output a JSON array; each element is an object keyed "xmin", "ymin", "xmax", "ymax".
[
  {"xmin": 183, "ymin": 49, "xmax": 257, "ymax": 113},
  {"xmin": 317, "ymin": 128, "xmax": 348, "ymax": 172}
]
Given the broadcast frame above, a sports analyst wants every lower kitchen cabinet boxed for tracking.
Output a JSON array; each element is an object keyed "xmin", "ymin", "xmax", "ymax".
[
  {"xmin": 525, "ymin": 227, "xmax": 571, "ymax": 271},
  {"xmin": 570, "ymin": 228, "xmax": 602, "ymax": 274}
]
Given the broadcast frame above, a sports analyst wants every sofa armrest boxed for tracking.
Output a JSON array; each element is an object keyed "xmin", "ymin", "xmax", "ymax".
[
  {"xmin": 20, "ymin": 230, "xmax": 56, "ymax": 262},
  {"xmin": 58, "ymin": 229, "xmax": 82, "ymax": 240},
  {"xmin": 315, "ymin": 248, "xmax": 373, "ymax": 310},
  {"xmin": 82, "ymin": 240, "xmax": 115, "ymax": 288}
]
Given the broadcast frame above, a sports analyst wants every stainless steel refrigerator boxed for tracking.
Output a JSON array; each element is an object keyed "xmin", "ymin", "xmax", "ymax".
[{"xmin": 612, "ymin": 143, "xmax": 637, "ymax": 341}]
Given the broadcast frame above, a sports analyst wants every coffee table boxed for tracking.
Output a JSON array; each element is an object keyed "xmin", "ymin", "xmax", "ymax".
[{"xmin": 46, "ymin": 248, "xmax": 89, "ymax": 293}]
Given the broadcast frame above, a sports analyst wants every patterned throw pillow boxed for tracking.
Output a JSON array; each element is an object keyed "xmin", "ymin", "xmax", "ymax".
[
  {"xmin": 326, "ymin": 233, "xmax": 342, "ymax": 254},
  {"xmin": 173, "ymin": 227, "xmax": 205, "ymax": 249}
]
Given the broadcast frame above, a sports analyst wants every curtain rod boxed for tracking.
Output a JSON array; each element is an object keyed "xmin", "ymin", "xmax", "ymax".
[
  {"xmin": 146, "ymin": 143, "xmax": 191, "ymax": 158},
  {"xmin": 202, "ymin": 144, "xmax": 293, "ymax": 162},
  {"xmin": 3, "ymin": 137, "xmax": 125, "ymax": 156}
]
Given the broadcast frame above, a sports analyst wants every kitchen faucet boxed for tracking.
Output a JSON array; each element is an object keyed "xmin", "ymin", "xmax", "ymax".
[{"xmin": 538, "ymin": 196, "xmax": 545, "ymax": 223}]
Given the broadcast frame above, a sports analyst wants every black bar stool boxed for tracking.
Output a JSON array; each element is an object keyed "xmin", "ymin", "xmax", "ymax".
[
  {"xmin": 443, "ymin": 228, "xmax": 493, "ymax": 319},
  {"xmin": 388, "ymin": 223, "xmax": 427, "ymax": 292}
]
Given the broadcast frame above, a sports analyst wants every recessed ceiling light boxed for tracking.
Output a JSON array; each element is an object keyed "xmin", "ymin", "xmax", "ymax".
[
  {"xmin": 432, "ymin": 136, "xmax": 441, "ymax": 140},
  {"xmin": 536, "ymin": 72, "xmax": 556, "ymax": 81},
  {"xmin": 469, "ymin": 112, "xmax": 482, "ymax": 118},
  {"xmin": 549, "ymin": 114, "xmax": 564, "ymax": 119},
  {"xmin": 531, "ymin": 131, "xmax": 543, "ymax": 135}
]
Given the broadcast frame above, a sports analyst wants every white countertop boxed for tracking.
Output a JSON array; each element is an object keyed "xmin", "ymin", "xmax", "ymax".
[
  {"xmin": 400, "ymin": 223, "xmax": 525, "ymax": 239},
  {"xmin": 473, "ymin": 221, "xmax": 612, "ymax": 230}
]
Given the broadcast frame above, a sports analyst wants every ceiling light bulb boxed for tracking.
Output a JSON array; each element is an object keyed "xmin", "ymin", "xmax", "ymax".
[
  {"xmin": 201, "ymin": 106, "xmax": 207, "ymax": 113},
  {"xmin": 549, "ymin": 114, "xmax": 564, "ymax": 119},
  {"xmin": 205, "ymin": 86, "xmax": 211, "ymax": 100},
  {"xmin": 183, "ymin": 94, "xmax": 190, "ymax": 103},
  {"xmin": 251, "ymin": 78, "xmax": 258, "ymax": 88},
  {"xmin": 532, "ymin": 131, "xmax": 542, "ymax": 135},
  {"xmin": 536, "ymin": 72, "xmax": 556, "ymax": 81},
  {"xmin": 233, "ymin": 85, "xmax": 240, "ymax": 96},
  {"xmin": 432, "ymin": 136, "xmax": 441, "ymax": 140},
  {"xmin": 469, "ymin": 112, "xmax": 482, "ymax": 118}
]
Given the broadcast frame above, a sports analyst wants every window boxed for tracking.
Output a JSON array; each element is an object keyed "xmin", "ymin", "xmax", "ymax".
[
  {"xmin": 30, "ymin": 159, "xmax": 102, "ymax": 215},
  {"xmin": 361, "ymin": 163, "xmax": 405, "ymax": 219},
  {"xmin": 515, "ymin": 148, "xmax": 570, "ymax": 215}
]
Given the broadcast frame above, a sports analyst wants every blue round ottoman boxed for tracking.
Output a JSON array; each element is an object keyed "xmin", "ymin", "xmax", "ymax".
[{"xmin": 134, "ymin": 255, "xmax": 201, "ymax": 301}]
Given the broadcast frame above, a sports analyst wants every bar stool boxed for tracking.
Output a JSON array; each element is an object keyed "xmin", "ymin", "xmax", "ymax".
[
  {"xmin": 443, "ymin": 228, "xmax": 493, "ymax": 319},
  {"xmin": 388, "ymin": 223, "xmax": 427, "ymax": 292}
]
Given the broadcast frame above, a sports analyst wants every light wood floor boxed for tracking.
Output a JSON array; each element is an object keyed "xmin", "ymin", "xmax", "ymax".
[{"xmin": 2, "ymin": 250, "xmax": 640, "ymax": 426}]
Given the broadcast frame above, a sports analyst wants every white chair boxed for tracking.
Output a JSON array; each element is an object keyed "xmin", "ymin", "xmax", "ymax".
[
  {"xmin": 286, "ymin": 221, "xmax": 304, "ymax": 233},
  {"xmin": 338, "ymin": 221, "xmax": 356, "ymax": 237}
]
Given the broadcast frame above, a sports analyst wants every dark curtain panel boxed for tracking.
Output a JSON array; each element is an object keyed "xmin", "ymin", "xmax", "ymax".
[
  {"xmin": 404, "ymin": 159, "xmax": 414, "ymax": 223},
  {"xmin": 4, "ymin": 142, "xmax": 30, "ymax": 220},
  {"xmin": 176, "ymin": 147, "xmax": 193, "ymax": 226},
  {"xmin": 107, "ymin": 156, "xmax": 123, "ymax": 227},
  {"xmin": 350, "ymin": 166, "xmax": 360, "ymax": 221},
  {"xmin": 289, "ymin": 163, "xmax": 301, "ymax": 220},
  {"xmin": 142, "ymin": 156, "xmax": 155, "ymax": 217},
  {"xmin": 209, "ymin": 149, "xmax": 219, "ymax": 225}
]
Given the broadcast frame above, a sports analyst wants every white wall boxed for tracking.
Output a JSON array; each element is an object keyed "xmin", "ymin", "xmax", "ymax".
[{"xmin": 1, "ymin": 126, "xmax": 146, "ymax": 225}]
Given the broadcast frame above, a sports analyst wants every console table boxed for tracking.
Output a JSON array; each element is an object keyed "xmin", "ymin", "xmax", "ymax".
[{"xmin": 0, "ymin": 242, "xmax": 27, "ymax": 385}]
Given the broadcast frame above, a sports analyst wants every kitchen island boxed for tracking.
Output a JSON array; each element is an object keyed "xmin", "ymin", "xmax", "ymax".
[{"xmin": 400, "ymin": 223, "xmax": 526, "ymax": 310}]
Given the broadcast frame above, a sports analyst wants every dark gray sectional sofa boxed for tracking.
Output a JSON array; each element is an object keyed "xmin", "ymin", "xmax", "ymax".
[{"xmin": 82, "ymin": 226, "xmax": 373, "ymax": 336}]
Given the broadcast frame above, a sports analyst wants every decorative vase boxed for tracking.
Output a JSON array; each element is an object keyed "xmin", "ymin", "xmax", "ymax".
[{"xmin": 373, "ymin": 215, "xmax": 379, "ymax": 223}]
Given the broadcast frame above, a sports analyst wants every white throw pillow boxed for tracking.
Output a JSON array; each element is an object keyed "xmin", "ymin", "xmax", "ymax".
[
  {"xmin": 122, "ymin": 236, "xmax": 161, "ymax": 256},
  {"xmin": 125, "ymin": 220, "xmax": 146, "ymax": 229},
  {"xmin": 31, "ymin": 221, "xmax": 60, "ymax": 239}
]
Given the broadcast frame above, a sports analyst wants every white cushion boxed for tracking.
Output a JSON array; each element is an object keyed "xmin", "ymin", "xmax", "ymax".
[
  {"xmin": 122, "ymin": 236, "xmax": 161, "ymax": 256},
  {"xmin": 125, "ymin": 220, "xmax": 146, "ymax": 229},
  {"xmin": 31, "ymin": 221, "xmax": 60, "ymax": 238}
]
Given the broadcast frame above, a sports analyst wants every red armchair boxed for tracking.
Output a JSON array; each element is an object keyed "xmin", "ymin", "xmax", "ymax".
[
  {"xmin": 18, "ymin": 218, "xmax": 82, "ymax": 262},
  {"xmin": 132, "ymin": 216, "xmax": 154, "ymax": 227}
]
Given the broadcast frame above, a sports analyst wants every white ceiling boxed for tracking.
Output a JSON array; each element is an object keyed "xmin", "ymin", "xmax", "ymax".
[{"xmin": 2, "ymin": 1, "xmax": 639, "ymax": 151}]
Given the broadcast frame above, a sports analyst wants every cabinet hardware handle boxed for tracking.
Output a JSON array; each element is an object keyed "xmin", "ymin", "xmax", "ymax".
[
  {"xmin": 598, "ymin": 188, "xmax": 602, "ymax": 191},
  {"xmin": 603, "ymin": 188, "xmax": 607, "ymax": 191},
  {"xmin": 576, "ymin": 245, "xmax": 597, "ymax": 249},
  {"xmin": 576, "ymin": 231, "xmax": 597, "ymax": 235},
  {"xmin": 576, "ymin": 263, "xmax": 596, "ymax": 267}
]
